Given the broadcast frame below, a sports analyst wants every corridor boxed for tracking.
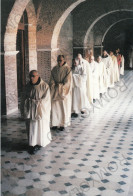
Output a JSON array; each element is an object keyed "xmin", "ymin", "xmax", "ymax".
[{"xmin": 1, "ymin": 70, "xmax": 133, "ymax": 196}]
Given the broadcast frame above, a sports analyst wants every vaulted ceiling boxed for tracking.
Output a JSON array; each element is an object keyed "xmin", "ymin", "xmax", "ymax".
[{"xmin": 72, "ymin": 0, "xmax": 133, "ymax": 49}]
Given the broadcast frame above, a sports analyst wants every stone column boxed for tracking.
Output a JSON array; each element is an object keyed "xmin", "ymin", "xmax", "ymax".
[
  {"xmin": 37, "ymin": 48, "xmax": 53, "ymax": 83},
  {"xmin": 28, "ymin": 24, "xmax": 37, "ymax": 71},
  {"xmin": 94, "ymin": 45, "xmax": 103, "ymax": 57},
  {"xmin": 73, "ymin": 47, "xmax": 88, "ymax": 58}
]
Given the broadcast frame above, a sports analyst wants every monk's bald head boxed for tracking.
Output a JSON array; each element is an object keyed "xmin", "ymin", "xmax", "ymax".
[
  {"xmin": 29, "ymin": 70, "xmax": 38, "ymax": 75},
  {"xmin": 29, "ymin": 70, "xmax": 39, "ymax": 84},
  {"xmin": 97, "ymin": 56, "xmax": 102, "ymax": 63},
  {"xmin": 89, "ymin": 55, "xmax": 94, "ymax": 63},
  {"xmin": 57, "ymin": 55, "xmax": 65, "ymax": 66},
  {"xmin": 77, "ymin": 54, "xmax": 82, "ymax": 60}
]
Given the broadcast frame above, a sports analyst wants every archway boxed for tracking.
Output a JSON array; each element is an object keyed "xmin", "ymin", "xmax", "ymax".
[
  {"xmin": 102, "ymin": 19, "xmax": 133, "ymax": 68},
  {"xmin": 84, "ymin": 9, "xmax": 133, "ymax": 48},
  {"xmin": 51, "ymin": 0, "xmax": 86, "ymax": 67},
  {"xmin": 4, "ymin": 0, "xmax": 37, "ymax": 114},
  {"xmin": 102, "ymin": 18, "xmax": 133, "ymax": 43}
]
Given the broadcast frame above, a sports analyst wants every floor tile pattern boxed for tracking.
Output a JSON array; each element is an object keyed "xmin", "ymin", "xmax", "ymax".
[{"xmin": 1, "ymin": 71, "xmax": 133, "ymax": 196}]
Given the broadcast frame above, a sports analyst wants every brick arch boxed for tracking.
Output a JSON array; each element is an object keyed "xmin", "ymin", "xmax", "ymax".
[
  {"xmin": 4, "ymin": 0, "xmax": 37, "ymax": 70},
  {"xmin": 4, "ymin": 0, "xmax": 30, "ymax": 51},
  {"xmin": 51, "ymin": 0, "xmax": 86, "ymax": 49},
  {"xmin": 84, "ymin": 9, "xmax": 133, "ymax": 48},
  {"xmin": 51, "ymin": 0, "xmax": 86, "ymax": 67},
  {"xmin": 102, "ymin": 18, "xmax": 133, "ymax": 43},
  {"xmin": 26, "ymin": 1, "xmax": 37, "ymax": 70},
  {"xmin": 4, "ymin": 0, "xmax": 37, "ymax": 114}
]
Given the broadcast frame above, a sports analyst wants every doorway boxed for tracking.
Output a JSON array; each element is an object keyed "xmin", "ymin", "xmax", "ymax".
[{"xmin": 16, "ymin": 11, "xmax": 29, "ymax": 98}]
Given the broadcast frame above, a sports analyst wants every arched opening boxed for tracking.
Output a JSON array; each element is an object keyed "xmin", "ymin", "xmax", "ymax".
[
  {"xmin": 3, "ymin": 0, "xmax": 37, "ymax": 115},
  {"xmin": 102, "ymin": 18, "xmax": 133, "ymax": 43},
  {"xmin": 51, "ymin": 0, "xmax": 86, "ymax": 68},
  {"xmin": 84, "ymin": 9, "xmax": 133, "ymax": 48},
  {"xmin": 16, "ymin": 10, "xmax": 29, "ymax": 97},
  {"xmin": 102, "ymin": 19, "xmax": 133, "ymax": 68}
]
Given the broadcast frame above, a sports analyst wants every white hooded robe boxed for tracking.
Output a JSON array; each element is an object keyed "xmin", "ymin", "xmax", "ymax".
[
  {"xmin": 120, "ymin": 55, "xmax": 125, "ymax": 75},
  {"xmin": 79, "ymin": 58, "xmax": 93, "ymax": 104},
  {"xmin": 72, "ymin": 64, "xmax": 90, "ymax": 113},
  {"xmin": 102, "ymin": 56, "xmax": 114, "ymax": 88},
  {"xmin": 21, "ymin": 78, "xmax": 51, "ymax": 147},
  {"xmin": 111, "ymin": 55, "xmax": 120, "ymax": 82},
  {"xmin": 97, "ymin": 61, "xmax": 107, "ymax": 94},
  {"xmin": 50, "ymin": 63, "xmax": 72, "ymax": 127}
]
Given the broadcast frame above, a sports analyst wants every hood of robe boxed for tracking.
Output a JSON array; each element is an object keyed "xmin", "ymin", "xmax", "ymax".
[
  {"xmin": 29, "ymin": 77, "xmax": 45, "ymax": 87},
  {"xmin": 102, "ymin": 55, "xmax": 108, "ymax": 58}
]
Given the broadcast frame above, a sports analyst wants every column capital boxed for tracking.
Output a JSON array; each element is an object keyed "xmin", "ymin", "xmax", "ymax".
[
  {"xmin": 37, "ymin": 48, "xmax": 59, "ymax": 52},
  {"xmin": 73, "ymin": 46, "xmax": 88, "ymax": 49},
  {"xmin": 94, "ymin": 45, "xmax": 103, "ymax": 48},
  {"xmin": 1, "ymin": 51, "xmax": 19, "ymax": 56}
]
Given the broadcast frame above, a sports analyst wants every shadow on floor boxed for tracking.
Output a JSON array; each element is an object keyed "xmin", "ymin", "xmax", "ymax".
[{"xmin": 1, "ymin": 137, "xmax": 28, "ymax": 152}]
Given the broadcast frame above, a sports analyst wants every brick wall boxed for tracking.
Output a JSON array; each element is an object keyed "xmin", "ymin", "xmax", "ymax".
[
  {"xmin": 37, "ymin": 51, "xmax": 51, "ymax": 83},
  {"xmin": 4, "ymin": 53, "xmax": 18, "ymax": 114},
  {"xmin": 1, "ymin": 0, "xmax": 15, "ymax": 114},
  {"xmin": 36, "ymin": 0, "xmax": 77, "ymax": 49}
]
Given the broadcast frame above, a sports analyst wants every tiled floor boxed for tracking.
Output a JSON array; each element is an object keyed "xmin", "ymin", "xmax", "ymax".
[{"xmin": 1, "ymin": 70, "xmax": 133, "ymax": 196}]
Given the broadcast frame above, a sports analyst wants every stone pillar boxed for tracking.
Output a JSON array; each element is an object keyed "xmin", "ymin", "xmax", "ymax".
[
  {"xmin": 94, "ymin": 45, "xmax": 103, "ymax": 58},
  {"xmin": 37, "ymin": 48, "xmax": 52, "ymax": 83},
  {"xmin": 4, "ymin": 51, "xmax": 19, "ymax": 115},
  {"xmin": 1, "ymin": 53, "xmax": 6, "ymax": 114},
  {"xmin": 73, "ymin": 47, "xmax": 88, "ymax": 58},
  {"xmin": 84, "ymin": 48, "xmax": 94, "ymax": 59},
  {"xmin": 28, "ymin": 24, "xmax": 37, "ymax": 71},
  {"xmin": 73, "ymin": 47, "xmax": 84, "ymax": 58},
  {"xmin": 51, "ymin": 48, "xmax": 60, "ymax": 69}
]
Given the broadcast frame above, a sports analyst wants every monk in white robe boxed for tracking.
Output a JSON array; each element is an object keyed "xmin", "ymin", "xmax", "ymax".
[
  {"xmin": 97, "ymin": 56, "xmax": 107, "ymax": 96},
  {"xmin": 116, "ymin": 49, "xmax": 122, "ymax": 75},
  {"xmin": 77, "ymin": 54, "xmax": 93, "ymax": 104},
  {"xmin": 102, "ymin": 50, "xmax": 114, "ymax": 88},
  {"xmin": 71, "ymin": 59, "xmax": 90, "ymax": 117},
  {"xmin": 89, "ymin": 56, "xmax": 100, "ymax": 101},
  {"xmin": 120, "ymin": 55, "xmax": 125, "ymax": 75},
  {"xmin": 21, "ymin": 70, "xmax": 51, "ymax": 154},
  {"xmin": 85, "ymin": 48, "xmax": 93, "ymax": 62},
  {"xmin": 50, "ymin": 55, "xmax": 72, "ymax": 131},
  {"xmin": 129, "ymin": 47, "xmax": 133, "ymax": 69},
  {"xmin": 109, "ymin": 51, "xmax": 119, "ymax": 83}
]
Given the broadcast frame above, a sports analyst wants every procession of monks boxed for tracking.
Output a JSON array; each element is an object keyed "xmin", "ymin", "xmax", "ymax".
[{"xmin": 21, "ymin": 48, "xmax": 125, "ymax": 154}]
